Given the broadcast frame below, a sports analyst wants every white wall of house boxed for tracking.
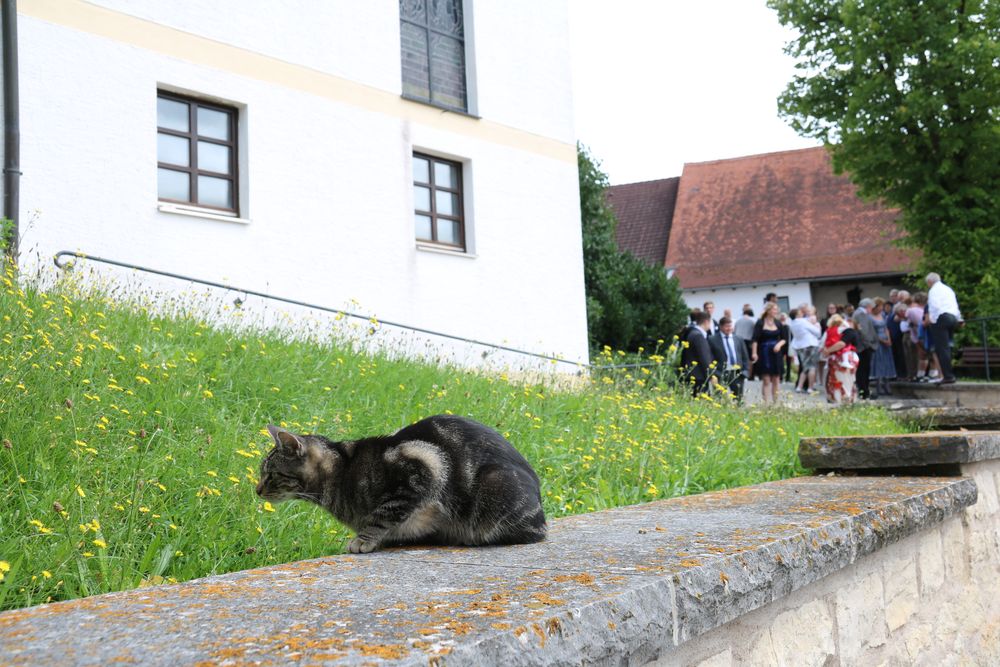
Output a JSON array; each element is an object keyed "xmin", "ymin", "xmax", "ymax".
[
  {"xmin": 13, "ymin": 0, "xmax": 589, "ymax": 368},
  {"xmin": 682, "ymin": 282, "xmax": 814, "ymax": 321}
]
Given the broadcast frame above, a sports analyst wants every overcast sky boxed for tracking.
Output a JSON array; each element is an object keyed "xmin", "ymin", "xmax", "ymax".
[{"xmin": 567, "ymin": 0, "xmax": 820, "ymax": 185}]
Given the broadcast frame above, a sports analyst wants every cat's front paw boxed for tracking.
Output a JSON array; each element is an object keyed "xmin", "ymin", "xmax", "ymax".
[{"xmin": 347, "ymin": 536, "xmax": 380, "ymax": 554}]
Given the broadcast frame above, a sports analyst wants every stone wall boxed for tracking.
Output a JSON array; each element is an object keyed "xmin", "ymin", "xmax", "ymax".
[
  {"xmin": 1, "ymin": 433, "xmax": 998, "ymax": 665},
  {"xmin": 658, "ymin": 458, "xmax": 1000, "ymax": 666}
]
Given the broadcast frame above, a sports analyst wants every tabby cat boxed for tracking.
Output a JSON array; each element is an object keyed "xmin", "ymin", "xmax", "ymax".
[{"xmin": 256, "ymin": 415, "xmax": 547, "ymax": 553}]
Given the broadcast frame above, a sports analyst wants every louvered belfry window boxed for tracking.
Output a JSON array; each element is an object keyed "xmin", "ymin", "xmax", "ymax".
[{"xmin": 400, "ymin": 0, "xmax": 468, "ymax": 112}]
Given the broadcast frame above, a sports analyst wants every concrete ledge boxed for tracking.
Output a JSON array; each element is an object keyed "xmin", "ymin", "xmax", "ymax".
[
  {"xmin": 0, "ymin": 476, "xmax": 976, "ymax": 665},
  {"xmin": 800, "ymin": 431, "xmax": 1000, "ymax": 470},
  {"xmin": 890, "ymin": 381, "xmax": 1000, "ymax": 409},
  {"xmin": 887, "ymin": 405, "xmax": 1000, "ymax": 431}
]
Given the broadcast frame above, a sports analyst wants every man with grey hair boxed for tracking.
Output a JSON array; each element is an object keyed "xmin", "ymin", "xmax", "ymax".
[
  {"xmin": 926, "ymin": 273, "xmax": 962, "ymax": 384},
  {"xmin": 852, "ymin": 298, "xmax": 879, "ymax": 399},
  {"xmin": 889, "ymin": 290, "xmax": 911, "ymax": 378}
]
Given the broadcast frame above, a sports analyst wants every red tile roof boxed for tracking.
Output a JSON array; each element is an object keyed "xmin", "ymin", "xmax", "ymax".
[
  {"xmin": 664, "ymin": 147, "xmax": 917, "ymax": 289},
  {"xmin": 606, "ymin": 177, "xmax": 679, "ymax": 266}
]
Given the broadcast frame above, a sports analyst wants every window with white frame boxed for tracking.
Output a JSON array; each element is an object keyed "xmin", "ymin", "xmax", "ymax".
[
  {"xmin": 413, "ymin": 153, "xmax": 465, "ymax": 250},
  {"xmin": 157, "ymin": 91, "xmax": 239, "ymax": 214}
]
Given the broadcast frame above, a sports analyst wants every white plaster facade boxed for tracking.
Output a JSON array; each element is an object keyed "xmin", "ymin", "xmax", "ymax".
[
  {"xmin": 9, "ymin": 0, "xmax": 589, "ymax": 368},
  {"xmin": 682, "ymin": 282, "xmax": 814, "ymax": 320},
  {"xmin": 683, "ymin": 276, "xmax": 905, "ymax": 321}
]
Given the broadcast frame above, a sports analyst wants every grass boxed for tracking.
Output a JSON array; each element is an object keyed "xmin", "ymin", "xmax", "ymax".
[{"xmin": 0, "ymin": 261, "xmax": 907, "ymax": 611}]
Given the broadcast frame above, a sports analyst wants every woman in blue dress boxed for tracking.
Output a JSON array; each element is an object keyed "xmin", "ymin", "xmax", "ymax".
[
  {"xmin": 751, "ymin": 302, "xmax": 789, "ymax": 405},
  {"xmin": 870, "ymin": 297, "xmax": 896, "ymax": 395}
]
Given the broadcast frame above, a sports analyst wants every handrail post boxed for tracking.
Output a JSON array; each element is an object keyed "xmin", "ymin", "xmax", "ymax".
[{"xmin": 983, "ymin": 319, "xmax": 991, "ymax": 382}]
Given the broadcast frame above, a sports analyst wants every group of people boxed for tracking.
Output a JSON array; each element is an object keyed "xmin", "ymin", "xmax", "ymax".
[{"xmin": 679, "ymin": 273, "xmax": 963, "ymax": 405}]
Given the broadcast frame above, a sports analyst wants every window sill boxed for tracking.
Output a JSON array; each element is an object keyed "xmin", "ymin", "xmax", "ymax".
[
  {"xmin": 157, "ymin": 203, "xmax": 250, "ymax": 225},
  {"xmin": 401, "ymin": 94, "xmax": 480, "ymax": 120},
  {"xmin": 416, "ymin": 242, "xmax": 476, "ymax": 259}
]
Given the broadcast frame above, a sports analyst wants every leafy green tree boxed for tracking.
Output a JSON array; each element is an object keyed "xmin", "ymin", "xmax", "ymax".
[
  {"xmin": 578, "ymin": 144, "xmax": 688, "ymax": 352},
  {"xmin": 768, "ymin": 0, "xmax": 1000, "ymax": 318}
]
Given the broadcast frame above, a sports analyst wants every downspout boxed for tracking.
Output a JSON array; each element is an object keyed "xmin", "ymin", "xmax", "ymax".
[{"xmin": 2, "ymin": 0, "xmax": 19, "ymax": 260}]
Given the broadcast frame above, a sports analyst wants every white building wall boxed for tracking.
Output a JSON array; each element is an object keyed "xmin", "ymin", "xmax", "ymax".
[
  {"xmin": 14, "ymin": 0, "xmax": 589, "ymax": 368},
  {"xmin": 682, "ymin": 282, "xmax": 814, "ymax": 320}
]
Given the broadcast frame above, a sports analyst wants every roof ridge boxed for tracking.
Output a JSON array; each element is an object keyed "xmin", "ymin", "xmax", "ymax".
[
  {"xmin": 608, "ymin": 175, "xmax": 681, "ymax": 189},
  {"xmin": 681, "ymin": 145, "xmax": 827, "ymax": 169}
]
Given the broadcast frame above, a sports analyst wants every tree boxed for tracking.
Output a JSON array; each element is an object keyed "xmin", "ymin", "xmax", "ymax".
[
  {"xmin": 768, "ymin": 0, "xmax": 1000, "ymax": 318},
  {"xmin": 578, "ymin": 144, "xmax": 688, "ymax": 352}
]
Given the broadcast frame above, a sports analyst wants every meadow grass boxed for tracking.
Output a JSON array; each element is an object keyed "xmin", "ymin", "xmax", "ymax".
[{"xmin": 0, "ymin": 263, "xmax": 907, "ymax": 611}]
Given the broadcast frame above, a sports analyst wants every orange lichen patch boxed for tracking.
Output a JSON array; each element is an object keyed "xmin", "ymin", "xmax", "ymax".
[
  {"xmin": 531, "ymin": 623, "xmax": 547, "ymax": 647},
  {"xmin": 545, "ymin": 617, "xmax": 561, "ymax": 636},
  {"xmin": 719, "ymin": 572, "xmax": 729, "ymax": 585},
  {"xmin": 467, "ymin": 593, "xmax": 510, "ymax": 618},
  {"xmin": 679, "ymin": 559, "xmax": 702, "ymax": 568},
  {"xmin": 491, "ymin": 622, "xmax": 511, "ymax": 630},
  {"xmin": 529, "ymin": 593, "xmax": 565, "ymax": 607},
  {"xmin": 354, "ymin": 643, "xmax": 410, "ymax": 659},
  {"xmin": 552, "ymin": 573, "xmax": 596, "ymax": 587},
  {"xmin": 432, "ymin": 588, "xmax": 482, "ymax": 596},
  {"xmin": 442, "ymin": 620, "xmax": 474, "ymax": 636}
]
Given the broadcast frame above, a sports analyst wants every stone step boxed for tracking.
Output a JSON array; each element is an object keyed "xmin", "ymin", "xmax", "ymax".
[{"xmin": 800, "ymin": 431, "xmax": 1000, "ymax": 470}]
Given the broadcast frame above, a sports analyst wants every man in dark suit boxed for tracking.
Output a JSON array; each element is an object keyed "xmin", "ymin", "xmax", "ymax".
[
  {"xmin": 709, "ymin": 316, "xmax": 751, "ymax": 402},
  {"xmin": 852, "ymin": 299, "xmax": 879, "ymax": 399},
  {"xmin": 680, "ymin": 311, "xmax": 717, "ymax": 396}
]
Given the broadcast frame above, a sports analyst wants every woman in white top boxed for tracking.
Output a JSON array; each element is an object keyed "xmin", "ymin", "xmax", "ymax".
[{"xmin": 790, "ymin": 304, "xmax": 822, "ymax": 394}]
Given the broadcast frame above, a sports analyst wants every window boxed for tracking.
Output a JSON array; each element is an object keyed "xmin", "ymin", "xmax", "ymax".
[
  {"xmin": 413, "ymin": 153, "xmax": 464, "ymax": 249},
  {"xmin": 157, "ymin": 92, "xmax": 238, "ymax": 214},
  {"xmin": 399, "ymin": 0, "xmax": 467, "ymax": 111}
]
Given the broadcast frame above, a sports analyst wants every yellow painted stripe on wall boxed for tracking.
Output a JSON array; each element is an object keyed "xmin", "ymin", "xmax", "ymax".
[{"xmin": 20, "ymin": 0, "xmax": 576, "ymax": 163}]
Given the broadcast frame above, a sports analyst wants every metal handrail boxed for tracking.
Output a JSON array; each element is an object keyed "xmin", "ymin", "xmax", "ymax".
[
  {"xmin": 962, "ymin": 315, "xmax": 1000, "ymax": 382},
  {"xmin": 53, "ymin": 250, "xmax": 624, "ymax": 372}
]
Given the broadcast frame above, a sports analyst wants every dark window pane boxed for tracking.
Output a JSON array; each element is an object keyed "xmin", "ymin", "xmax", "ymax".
[
  {"xmin": 429, "ymin": 34, "xmax": 467, "ymax": 109},
  {"xmin": 429, "ymin": 0, "xmax": 463, "ymax": 37},
  {"xmin": 413, "ymin": 156, "xmax": 430, "ymax": 183},
  {"xmin": 435, "ymin": 190, "xmax": 459, "ymax": 216},
  {"xmin": 401, "ymin": 22, "xmax": 430, "ymax": 100},
  {"xmin": 400, "ymin": 0, "xmax": 426, "ymax": 22},
  {"xmin": 414, "ymin": 186, "xmax": 431, "ymax": 211},
  {"xmin": 434, "ymin": 161, "xmax": 456, "ymax": 188},
  {"xmin": 157, "ymin": 97, "xmax": 188, "ymax": 132},
  {"xmin": 157, "ymin": 133, "xmax": 189, "ymax": 167},
  {"xmin": 198, "ymin": 175, "xmax": 232, "ymax": 209},
  {"xmin": 437, "ymin": 219, "xmax": 460, "ymax": 245},
  {"xmin": 198, "ymin": 141, "xmax": 230, "ymax": 174},
  {"xmin": 158, "ymin": 168, "xmax": 190, "ymax": 201},
  {"xmin": 415, "ymin": 214, "xmax": 433, "ymax": 240},
  {"xmin": 197, "ymin": 107, "xmax": 231, "ymax": 141}
]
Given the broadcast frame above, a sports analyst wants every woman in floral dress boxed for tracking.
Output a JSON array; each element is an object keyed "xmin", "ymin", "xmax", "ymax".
[{"xmin": 823, "ymin": 314, "xmax": 860, "ymax": 405}]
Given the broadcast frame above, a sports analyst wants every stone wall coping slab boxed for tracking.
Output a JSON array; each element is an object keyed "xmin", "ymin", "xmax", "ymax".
[
  {"xmin": 0, "ymin": 475, "xmax": 976, "ymax": 666},
  {"xmin": 799, "ymin": 431, "xmax": 1000, "ymax": 470}
]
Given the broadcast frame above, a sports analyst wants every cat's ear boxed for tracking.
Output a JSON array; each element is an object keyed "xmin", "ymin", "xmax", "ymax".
[{"xmin": 266, "ymin": 424, "xmax": 305, "ymax": 457}]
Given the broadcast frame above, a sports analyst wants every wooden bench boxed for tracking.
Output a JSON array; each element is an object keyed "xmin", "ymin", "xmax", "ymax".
[{"xmin": 959, "ymin": 346, "xmax": 1000, "ymax": 368}]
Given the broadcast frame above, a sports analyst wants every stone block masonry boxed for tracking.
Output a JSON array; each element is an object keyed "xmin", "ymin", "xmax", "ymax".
[{"xmin": 1, "ymin": 432, "xmax": 998, "ymax": 665}]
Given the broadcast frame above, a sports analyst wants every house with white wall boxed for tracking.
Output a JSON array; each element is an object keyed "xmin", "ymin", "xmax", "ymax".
[
  {"xmin": 609, "ymin": 147, "xmax": 916, "ymax": 319},
  {"xmin": 3, "ymin": 0, "xmax": 589, "ymax": 369}
]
